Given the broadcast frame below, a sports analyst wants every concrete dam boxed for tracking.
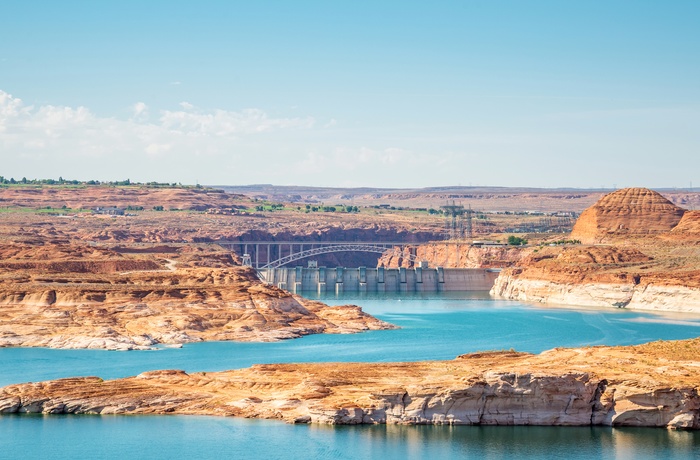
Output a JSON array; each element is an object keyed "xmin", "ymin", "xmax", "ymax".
[{"xmin": 261, "ymin": 266, "xmax": 500, "ymax": 294}]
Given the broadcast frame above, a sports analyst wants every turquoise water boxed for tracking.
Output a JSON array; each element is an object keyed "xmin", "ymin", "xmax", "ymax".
[
  {"xmin": 2, "ymin": 293, "xmax": 700, "ymax": 459},
  {"xmin": 1, "ymin": 416, "xmax": 698, "ymax": 460},
  {"xmin": 2, "ymin": 293, "xmax": 699, "ymax": 387}
]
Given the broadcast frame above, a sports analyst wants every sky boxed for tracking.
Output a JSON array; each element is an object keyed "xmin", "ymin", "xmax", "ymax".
[{"xmin": 0, "ymin": 0, "xmax": 698, "ymax": 188}]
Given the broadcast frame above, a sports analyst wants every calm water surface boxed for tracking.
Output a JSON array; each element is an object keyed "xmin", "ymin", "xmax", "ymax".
[
  {"xmin": 2, "ymin": 416, "xmax": 698, "ymax": 460},
  {"xmin": 2, "ymin": 293, "xmax": 699, "ymax": 459}
]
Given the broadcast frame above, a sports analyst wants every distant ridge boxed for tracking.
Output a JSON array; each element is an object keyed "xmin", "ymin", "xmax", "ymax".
[{"xmin": 215, "ymin": 185, "xmax": 700, "ymax": 213}]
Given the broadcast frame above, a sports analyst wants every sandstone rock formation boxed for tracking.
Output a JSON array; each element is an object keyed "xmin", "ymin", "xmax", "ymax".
[
  {"xmin": 492, "ymin": 188, "xmax": 700, "ymax": 312},
  {"xmin": 669, "ymin": 210, "xmax": 700, "ymax": 238},
  {"xmin": 378, "ymin": 244, "xmax": 526, "ymax": 269},
  {"xmin": 1, "ymin": 338, "xmax": 698, "ymax": 429},
  {"xmin": 0, "ymin": 244, "xmax": 394, "ymax": 350},
  {"xmin": 571, "ymin": 188, "xmax": 686, "ymax": 244},
  {"xmin": 491, "ymin": 245, "xmax": 700, "ymax": 312}
]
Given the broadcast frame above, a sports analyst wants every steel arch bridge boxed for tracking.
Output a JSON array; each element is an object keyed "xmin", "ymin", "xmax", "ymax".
[
  {"xmin": 216, "ymin": 241, "xmax": 417, "ymax": 269},
  {"xmin": 259, "ymin": 243, "xmax": 418, "ymax": 269}
]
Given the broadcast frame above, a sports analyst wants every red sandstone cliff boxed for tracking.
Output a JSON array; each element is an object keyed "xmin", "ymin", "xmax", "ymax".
[
  {"xmin": 378, "ymin": 244, "xmax": 526, "ymax": 269},
  {"xmin": 493, "ymin": 188, "xmax": 700, "ymax": 312},
  {"xmin": 571, "ymin": 188, "xmax": 686, "ymax": 244}
]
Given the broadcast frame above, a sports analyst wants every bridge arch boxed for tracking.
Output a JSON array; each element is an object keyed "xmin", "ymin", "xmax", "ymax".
[
  {"xmin": 216, "ymin": 240, "xmax": 418, "ymax": 272},
  {"xmin": 258, "ymin": 243, "xmax": 417, "ymax": 269}
]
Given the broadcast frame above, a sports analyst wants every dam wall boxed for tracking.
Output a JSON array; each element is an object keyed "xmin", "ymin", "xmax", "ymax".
[{"xmin": 261, "ymin": 267, "xmax": 499, "ymax": 294}]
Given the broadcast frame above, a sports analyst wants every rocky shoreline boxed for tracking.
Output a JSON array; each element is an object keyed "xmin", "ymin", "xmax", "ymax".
[
  {"xmin": 491, "ymin": 271, "xmax": 700, "ymax": 313},
  {"xmin": 0, "ymin": 248, "xmax": 395, "ymax": 350},
  {"xmin": 0, "ymin": 287, "xmax": 395, "ymax": 351},
  {"xmin": 1, "ymin": 338, "xmax": 698, "ymax": 429}
]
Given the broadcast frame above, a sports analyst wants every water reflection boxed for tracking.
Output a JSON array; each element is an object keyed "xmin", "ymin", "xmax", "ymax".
[{"xmin": 5, "ymin": 415, "xmax": 696, "ymax": 460}]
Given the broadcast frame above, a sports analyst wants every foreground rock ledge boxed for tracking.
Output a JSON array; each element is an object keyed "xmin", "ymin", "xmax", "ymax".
[{"xmin": 2, "ymin": 338, "xmax": 698, "ymax": 429}]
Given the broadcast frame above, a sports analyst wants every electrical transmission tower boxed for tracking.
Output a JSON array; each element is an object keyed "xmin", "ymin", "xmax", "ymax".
[{"xmin": 440, "ymin": 202, "xmax": 473, "ymax": 240}]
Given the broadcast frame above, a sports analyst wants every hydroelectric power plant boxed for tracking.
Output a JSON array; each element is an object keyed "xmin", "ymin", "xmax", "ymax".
[
  {"xmin": 261, "ymin": 266, "xmax": 499, "ymax": 294},
  {"xmin": 218, "ymin": 240, "xmax": 499, "ymax": 293}
]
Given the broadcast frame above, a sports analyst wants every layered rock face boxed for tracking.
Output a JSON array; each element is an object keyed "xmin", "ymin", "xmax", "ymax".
[
  {"xmin": 0, "ymin": 244, "xmax": 394, "ymax": 350},
  {"xmin": 492, "ymin": 273, "xmax": 700, "ymax": 312},
  {"xmin": 571, "ymin": 188, "xmax": 685, "ymax": 244},
  {"xmin": 493, "ymin": 188, "xmax": 700, "ymax": 312},
  {"xmin": 491, "ymin": 245, "xmax": 700, "ymax": 312},
  {"xmin": 670, "ymin": 211, "xmax": 700, "ymax": 238},
  {"xmin": 378, "ymin": 244, "xmax": 526, "ymax": 269},
  {"xmin": 2, "ymin": 339, "xmax": 698, "ymax": 429}
]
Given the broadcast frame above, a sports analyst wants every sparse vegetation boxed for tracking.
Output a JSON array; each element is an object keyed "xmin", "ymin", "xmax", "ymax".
[
  {"xmin": 507, "ymin": 235, "xmax": 528, "ymax": 246},
  {"xmin": 0, "ymin": 176, "xmax": 189, "ymax": 188},
  {"xmin": 547, "ymin": 239, "xmax": 582, "ymax": 246}
]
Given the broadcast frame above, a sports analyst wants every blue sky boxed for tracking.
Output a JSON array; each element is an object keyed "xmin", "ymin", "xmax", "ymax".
[{"xmin": 1, "ymin": 1, "xmax": 698, "ymax": 188}]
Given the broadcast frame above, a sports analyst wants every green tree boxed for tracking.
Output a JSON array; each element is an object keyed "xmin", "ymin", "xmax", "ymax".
[{"xmin": 507, "ymin": 236, "xmax": 528, "ymax": 246}]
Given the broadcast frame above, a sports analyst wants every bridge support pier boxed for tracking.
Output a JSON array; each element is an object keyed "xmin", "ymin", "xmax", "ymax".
[
  {"xmin": 437, "ymin": 267, "xmax": 445, "ymax": 292},
  {"xmin": 359, "ymin": 267, "xmax": 367, "ymax": 293},
  {"xmin": 336, "ymin": 267, "xmax": 344, "ymax": 294},
  {"xmin": 318, "ymin": 267, "xmax": 326, "ymax": 294},
  {"xmin": 293, "ymin": 266, "xmax": 303, "ymax": 293}
]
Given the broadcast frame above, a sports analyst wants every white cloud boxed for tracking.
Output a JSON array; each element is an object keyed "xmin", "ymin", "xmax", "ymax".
[
  {"xmin": 145, "ymin": 143, "xmax": 172, "ymax": 156},
  {"xmin": 0, "ymin": 89, "xmax": 329, "ymax": 183},
  {"xmin": 1, "ymin": 87, "xmax": 698, "ymax": 188},
  {"xmin": 0, "ymin": 89, "xmax": 315, "ymax": 158},
  {"xmin": 0, "ymin": 91, "xmax": 32, "ymax": 131},
  {"xmin": 132, "ymin": 102, "xmax": 148, "ymax": 119},
  {"xmin": 159, "ymin": 106, "xmax": 315, "ymax": 137},
  {"xmin": 292, "ymin": 146, "xmax": 428, "ymax": 180}
]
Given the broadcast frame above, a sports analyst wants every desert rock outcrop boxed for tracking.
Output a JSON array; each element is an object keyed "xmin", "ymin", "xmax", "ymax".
[
  {"xmin": 571, "ymin": 188, "xmax": 685, "ymax": 244},
  {"xmin": 669, "ymin": 211, "xmax": 700, "ymax": 238},
  {"xmin": 378, "ymin": 244, "xmax": 525, "ymax": 269},
  {"xmin": 0, "ymin": 244, "xmax": 394, "ymax": 350},
  {"xmin": 490, "ymin": 245, "xmax": 700, "ymax": 312},
  {"xmin": 493, "ymin": 188, "xmax": 700, "ymax": 312},
  {"xmin": 1, "ymin": 338, "xmax": 698, "ymax": 429}
]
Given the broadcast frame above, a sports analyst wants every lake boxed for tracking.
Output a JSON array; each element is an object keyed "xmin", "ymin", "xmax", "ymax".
[{"xmin": 2, "ymin": 292, "xmax": 699, "ymax": 459}]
